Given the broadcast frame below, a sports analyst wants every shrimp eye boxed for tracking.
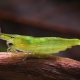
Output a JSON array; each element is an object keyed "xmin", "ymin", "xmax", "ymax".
[
  {"xmin": 11, "ymin": 36, "xmax": 14, "ymax": 38},
  {"xmin": 8, "ymin": 43, "xmax": 13, "ymax": 46}
]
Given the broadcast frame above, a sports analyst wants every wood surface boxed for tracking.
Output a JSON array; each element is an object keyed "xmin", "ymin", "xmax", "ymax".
[{"xmin": 0, "ymin": 52, "xmax": 80, "ymax": 80}]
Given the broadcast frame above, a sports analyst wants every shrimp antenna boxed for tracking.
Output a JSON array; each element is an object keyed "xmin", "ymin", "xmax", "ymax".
[
  {"xmin": 0, "ymin": 28, "xmax": 1, "ymax": 34},
  {"xmin": 0, "ymin": 19, "xmax": 2, "ymax": 34}
]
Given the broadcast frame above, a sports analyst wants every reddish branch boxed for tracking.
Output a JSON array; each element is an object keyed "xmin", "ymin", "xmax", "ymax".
[
  {"xmin": 0, "ymin": 10, "xmax": 80, "ymax": 36},
  {"xmin": 0, "ymin": 52, "xmax": 80, "ymax": 80}
]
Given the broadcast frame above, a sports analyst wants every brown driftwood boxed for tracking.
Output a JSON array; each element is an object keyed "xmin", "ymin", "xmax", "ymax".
[{"xmin": 0, "ymin": 52, "xmax": 80, "ymax": 80}]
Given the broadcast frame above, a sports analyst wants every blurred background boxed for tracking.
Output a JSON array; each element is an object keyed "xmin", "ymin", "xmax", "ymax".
[{"xmin": 0, "ymin": 0, "xmax": 80, "ymax": 60}]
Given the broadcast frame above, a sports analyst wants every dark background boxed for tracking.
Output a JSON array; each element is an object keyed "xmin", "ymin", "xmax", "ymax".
[{"xmin": 0, "ymin": 0, "xmax": 80, "ymax": 60}]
